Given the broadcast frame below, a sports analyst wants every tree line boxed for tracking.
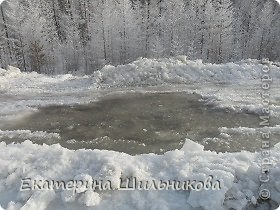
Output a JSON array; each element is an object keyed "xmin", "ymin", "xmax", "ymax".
[{"xmin": 0, "ymin": 0, "xmax": 279, "ymax": 74}]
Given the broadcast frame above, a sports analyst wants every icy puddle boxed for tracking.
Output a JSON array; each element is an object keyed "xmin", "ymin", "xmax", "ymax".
[{"xmin": 1, "ymin": 92, "xmax": 269, "ymax": 155}]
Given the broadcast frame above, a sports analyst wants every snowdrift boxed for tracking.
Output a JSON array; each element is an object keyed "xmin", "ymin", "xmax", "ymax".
[
  {"xmin": 94, "ymin": 57, "xmax": 280, "ymax": 87},
  {"xmin": 0, "ymin": 140, "xmax": 279, "ymax": 210},
  {"xmin": 1, "ymin": 57, "xmax": 280, "ymax": 95}
]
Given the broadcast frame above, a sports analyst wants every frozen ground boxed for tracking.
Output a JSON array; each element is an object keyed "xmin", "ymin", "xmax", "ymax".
[{"xmin": 0, "ymin": 57, "xmax": 280, "ymax": 210}]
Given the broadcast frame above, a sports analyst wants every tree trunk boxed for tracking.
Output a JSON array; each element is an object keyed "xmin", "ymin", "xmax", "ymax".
[{"xmin": 0, "ymin": 5, "xmax": 12, "ymax": 62}]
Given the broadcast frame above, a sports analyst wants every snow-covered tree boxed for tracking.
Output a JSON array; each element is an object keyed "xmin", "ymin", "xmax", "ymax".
[{"xmin": 0, "ymin": 0, "xmax": 279, "ymax": 74}]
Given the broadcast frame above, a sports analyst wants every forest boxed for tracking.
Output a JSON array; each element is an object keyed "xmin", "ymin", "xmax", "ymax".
[{"xmin": 0, "ymin": 0, "xmax": 279, "ymax": 74}]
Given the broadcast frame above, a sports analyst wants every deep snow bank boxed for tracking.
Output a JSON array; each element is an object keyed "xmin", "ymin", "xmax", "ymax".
[
  {"xmin": 93, "ymin": 57, "xmax": 280, "ymax": 87},
  {"xmin": 1, "ymin": 57, "xmax": 280, "ymax": 94},
  {"xmin": 0, "ymin": 140, "xmax": 279, "ymax": 210}
]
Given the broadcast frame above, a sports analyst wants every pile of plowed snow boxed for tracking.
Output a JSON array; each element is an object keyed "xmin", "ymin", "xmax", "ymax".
[
  {"xmin": 1, "ymin": 57, "xmax": 280, "ymax": 94},
  {"xmin": 0, "ymin": 140, "xmax": 279, "ymax": 210},
  {"xmin": 93, "ymin": 57, "xmax": 280, "ymax": 87}
]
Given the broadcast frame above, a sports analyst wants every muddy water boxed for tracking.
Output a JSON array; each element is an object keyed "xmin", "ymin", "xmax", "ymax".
[{"xmin": 2, "ymin": 92, "xmax": 262, "ymax": 155}]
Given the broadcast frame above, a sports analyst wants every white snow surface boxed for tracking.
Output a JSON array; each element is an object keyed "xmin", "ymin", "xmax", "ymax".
[
  {"xmin": 1, "ymin": 57, "xmax": 280, "ymax": 121},
  {"xmin": 0, "ymin": 57, "xmax": 280, "ymax": 210},
  {"xmin": 0, "ymin": 140, "xmax": 279, "ymax": 210}
]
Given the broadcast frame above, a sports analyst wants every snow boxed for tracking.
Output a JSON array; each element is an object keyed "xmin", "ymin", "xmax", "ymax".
[
  {"xmin": 0, "ymin": 140, "xmax": 279, "ymax": 210},
  {"xmin": 1, "ymin": 57, "xmax": 280, "ymax": 123},
  {"xmin": 78, "ymin": 191, "xmax": 101, "ymax": 207},
  {"xmin": 0, "ymin": 57, "xmax": 280, "ymax": 209},
  {"xmin": 93, "ymin": 57, "xmax": 279, "ymax": 87},
  {"xmin": 1, "ymin": 58, "xmax": 279, "ymax": 96},
  {"xmin": 0, "ymin": 130, "xmax": 60, "ymax": 140},
  {"xmin": 219, "ymin": 126, "xmax": 280, "ymax": 135}
]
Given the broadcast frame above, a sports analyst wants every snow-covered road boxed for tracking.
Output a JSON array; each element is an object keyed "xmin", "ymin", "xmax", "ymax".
[{"xmin": 0, "ymin": 57, "xmax": 280, "ymax": 210}]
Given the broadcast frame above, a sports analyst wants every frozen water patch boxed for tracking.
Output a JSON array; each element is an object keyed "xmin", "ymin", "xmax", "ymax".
[{"xmin": 1, "ymin": 92, "xmax": 262, "ymax": 154}]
